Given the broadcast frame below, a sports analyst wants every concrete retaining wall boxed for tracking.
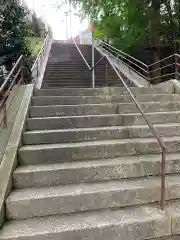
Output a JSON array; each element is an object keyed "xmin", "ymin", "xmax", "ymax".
[{"xmin": 0, "ymin": 84, "xmax": 33, "ymax": 227}]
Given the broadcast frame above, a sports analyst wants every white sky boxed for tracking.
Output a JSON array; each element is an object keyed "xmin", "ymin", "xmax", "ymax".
[{"xmin": 25, "ymin": 0, "xmax": 89, "ymax": 40}]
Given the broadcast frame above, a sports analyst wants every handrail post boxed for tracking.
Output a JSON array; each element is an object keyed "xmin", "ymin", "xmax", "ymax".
[
  {"xmin": 160, "ymin": 150, "xmax": 166, "ymax": 210},
  {"xmin": 37, "ymin": 61, "xmax": 39, "ymax": 77},
  {"xmin": 21, "ymin": 58, "xmax": 24, "ymax": 84},
  {"xmin": 2, "ymin": 92, "xmax": 7, "ymax": 128},
  {"xmin": 105, "ymin": 62, "xmax": 108, "ymax": 86},
  {"xmin": 175, "ymin": 54, "xmax": 178, "ymax": 80},
  {"xmin": 91, "ymin": 0, "xmax": 95, "ymax": 88},
  {"xmin": 147, "ymin": 65, "xmax": 151, "ymax": 86}
]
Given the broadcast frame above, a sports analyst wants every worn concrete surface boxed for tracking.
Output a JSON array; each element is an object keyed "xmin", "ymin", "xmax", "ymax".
[{"xmin": 0, "ymin": 85, "xmax": 33, "ymax": 228}]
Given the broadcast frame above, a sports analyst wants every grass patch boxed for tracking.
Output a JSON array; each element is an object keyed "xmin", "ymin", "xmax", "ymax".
[{"xmin": 26, "ymin": 37, "xmax": 44, "ymax": 58}]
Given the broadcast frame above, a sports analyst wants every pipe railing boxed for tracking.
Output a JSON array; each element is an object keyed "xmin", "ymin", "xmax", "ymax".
[
  {"xmin": 31, "ymin": 34, "xmax": 50, "ymax": 83},
  {"xmin": 0, "ymin": 33, "xmax": 51, "ymax": 129},
  {"xmin": 97, "ymin": 39, "xmax": 179, "ymax": 84},
  {"xmin": 0, "ymin": 55, "xmax": 31, "ymax": 128},
  {"xmin": 72, "ymin": 37, "xmax": 167, "ymax": 209},
  {"xmin": 104, "ymin": 54, "xmax": 167, "ymax": 210},
  {"xmin": 72, "ymin": 38, "xmax": 91, "ymax": 70}
]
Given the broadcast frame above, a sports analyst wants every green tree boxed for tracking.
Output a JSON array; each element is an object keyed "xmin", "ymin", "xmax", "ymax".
[
  {"xmin": 0, "ymin": 1, "xmax": 30, "ymax": 71},
  {"xmin": 71, "ymin": 0, "xmax": 180, "ymax": 61}
]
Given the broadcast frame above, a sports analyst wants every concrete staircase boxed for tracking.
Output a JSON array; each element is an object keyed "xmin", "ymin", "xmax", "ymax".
[
  {"xmin": 2, "ymin": 84, "xmax": 180, "ymax": 239},
  {"xmin": 42, "ymin": 43, "xmax": 133, "ymax": 88}
]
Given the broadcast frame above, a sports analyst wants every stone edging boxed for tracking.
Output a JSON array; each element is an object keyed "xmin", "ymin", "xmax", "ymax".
[{"xmin": 0, "ymin": 84, "xmax": 33, "ymax": 228}]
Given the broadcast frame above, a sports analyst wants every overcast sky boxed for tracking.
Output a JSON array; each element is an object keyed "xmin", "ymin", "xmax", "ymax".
[{"xmin": 25, "ymin": 0, "xmax": 88, "ymax": 40}]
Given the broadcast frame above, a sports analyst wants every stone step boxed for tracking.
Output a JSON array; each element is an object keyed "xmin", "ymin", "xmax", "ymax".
[
  {"xmin": 13, "ymin": 153, "xmax": 180, "ymax": 189},
  {"xmin": 32, "ymin": 94, "xmax": 180, "ymax": 106},
  {"xmin": 29, "ymin": 101, "xmax": 180, "ymax": 118},
  {"xmin": 6, "ymin": 175, "xmax": 180, "ymax": 220},
  {"xmin": 18, "ymin": 137, "xmax": 180, "ymax": 165},
  {"xmin": 0, "ymin": 203, "xmax": 170, "ymax": 240},
  {"xmin": 23, "ymin": 123, "xmax": 180, "ymax": 145},
  {"xmin": 41, "ymin": 83, "xmax": 121, "ymax": 89},
  {"xmin": 41, "ymin": 82, "xmax": 92, "ymax": 89},
  {"xmin": 42, "ymin": 79, "xmax": 118, "ymax": 83},
  {"xmin": 41, "ymin": 83, "xmax": 92, "ymax": 88},
  {"xmin": 34, "ymin": 86, "xmax": 173, "ymax": 96},
  {"xmin": 44, "ymin": 68, "xmax": 114, "ymax": 72},
  {"xmin": 26, "ymin": 111, "xmax": 180, "ymax": 131}
]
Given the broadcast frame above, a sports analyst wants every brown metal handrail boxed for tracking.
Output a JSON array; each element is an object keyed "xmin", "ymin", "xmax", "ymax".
[
  {"xmin": 0, "ymin": 55, "xmax": 31, "ymax": 128},
  {"xmin": 73, "ymin": 39, "xmax": 167, "ymax": 208},
  {"xmin": 104, "ymin": 54, "xmax": 167, "ymax": 210},
  {"xmin": 72, "ymin": 38, "xmax": 91, "ymax": 70},
  {"xmin": 97, "ymin": 39, "xmax": 180, "ymax": 83}
]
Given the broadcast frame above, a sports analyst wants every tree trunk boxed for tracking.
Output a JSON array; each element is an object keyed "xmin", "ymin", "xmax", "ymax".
[{"xmin": 150, "ymin": 0, "xmax": 161, "ymax": 83}]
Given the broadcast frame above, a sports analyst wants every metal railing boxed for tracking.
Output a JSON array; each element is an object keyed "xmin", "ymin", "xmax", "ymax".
[
  {"xmin": 72, "ymin": 38, "xmax": 91, "ymax": 70},
  {"xmin": 105, "ymin": 54, "xmax": 167, "ymax": 210},
  {"xmin": 73, "ymin": 38, "xmax": 110, "ymax": 87},
  {"xmin": 0, "ymin": 55, "xmax": 31, "ymax": 128},
  {"xmin": 31, "ymin": 34, "xmax": 50, "ymax": 84},
  {"xmin": 97, "ymin": 39, "xmax": 177, "ymax": 84},
  {"xmin": 72, "ymin": 38, "xmax": 167, "ymax": 209},
  {"xmin": 0, "ymin": 33, "xmax": 51, "ymax": 129}
]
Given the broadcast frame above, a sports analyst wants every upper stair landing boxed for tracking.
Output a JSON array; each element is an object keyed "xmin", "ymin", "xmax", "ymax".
[{"xmin": 42, "ymin": 43, "xmax": 134, "ymax": 88}]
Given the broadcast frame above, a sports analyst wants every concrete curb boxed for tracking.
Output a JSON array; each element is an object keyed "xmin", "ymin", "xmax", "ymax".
[{"xmin": 0, "ymin": 85, "xmax": 33, "ymax": 228}]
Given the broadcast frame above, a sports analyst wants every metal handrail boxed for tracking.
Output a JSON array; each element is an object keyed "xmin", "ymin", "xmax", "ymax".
[
  {"xmin": 0, "ymin": 55, "xmax": 31, "ymax": 128},
  {"xmin": 104, "ymin": 54, "xmax": 167, "ymax": 210},
  {"xmin": 149, "ymin": 54, "xmax": 175, "ymax": 67},
  {"xmin": 72, "ymin": 38, "xmax": 91, "ymax": 70},
  {"xmin": 0, "ymin": 55, "xmax": 23, "ymax": 95},
  {"xmin": 31, "ymin": 34, "xmax": 51, "ymax": 84},
  {"xmin": 97, "ymin": 39, "xmax": 148, "ymax": 68},
  {"xmin": 31, "ymin": 34, "xmax": 49, "ymax": 72},
  {"xmin": 96, "ymin": 39, "xmax": 180, "ymax": 84}
]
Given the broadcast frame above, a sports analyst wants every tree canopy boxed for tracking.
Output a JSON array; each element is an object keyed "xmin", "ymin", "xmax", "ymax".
[
  {"xmin": 0, "ymin": 1, "xmax": 30, "ymax": 71},
  {"xmin": 72, "ymin": 0, "xmax": 180, "ymax": 59}
]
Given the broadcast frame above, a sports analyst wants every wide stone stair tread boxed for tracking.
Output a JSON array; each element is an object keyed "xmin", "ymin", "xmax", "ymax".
[
  {"xmin": 22, "ymin": 123, "xmax": 180, "ymax": 145},
  {"xmin": 12, "ymin": 152, "xmax": 180, "ymax": 188},
  {"xmin": 31, "ymin": 94, "xmax": 180, "ymax": 106},
  {"xmin": 29, "ymin": 101, "xmax": 180, "ymax": 118},
  {"xmin": 18, "ymin": 136, "xmax": 180, "ymax": 166},
  {"xmin": 26, "ymin": 111, "xmax": 180, "ymax": 130},
  {"xmin": 0, "ymin": 203, "xmax": 170, "ymax": 240},
  {"xmin": 34, "ymin": 86, "xmax": 173, "ymax": 96},
  {"xmin": 7, "ymin": 175, "xmax": 180, "ymax": 220}
]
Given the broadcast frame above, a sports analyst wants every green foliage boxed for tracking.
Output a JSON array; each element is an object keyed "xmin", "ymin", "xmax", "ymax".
[
  {"xmin": 72, "ymin": 0, "xmax": 180, "ymax": 55},
  {"xmin": 26, "ymin": 37, "xmax": 43, "ymax": 58},
  {"xmin": 0, "ymin": 1, "xmax": 30, "ymax": 70}
]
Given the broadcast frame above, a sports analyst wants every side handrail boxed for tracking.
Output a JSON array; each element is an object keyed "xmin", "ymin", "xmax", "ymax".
[
  {"xmin": 0, "ymin": 33, "xmax": 51, "ymax": 129},
  {"xmin": 72, "ymin": 38, "xmax": 91, "ymax": 70},
  {"xmin": 105, "ymin": 54, "xmax": 167, "ymax": 210},
  {"xmin": 98, "ymin": 39, "xmax": 148, "ymax": 68},
  {"xmin": 0, "ymin": 55, "xmax": 31, "ymax": 128},
  {"xmin": 31, "ymin": 34, "xmax": 50, "ymax": 81},
  {"xmin": 96, "ymin": 39, "xmax": 180, "ymax": 83},
  {"xmin": 0, "ymin": 55, "xmax": 23, "ymax": 95}
]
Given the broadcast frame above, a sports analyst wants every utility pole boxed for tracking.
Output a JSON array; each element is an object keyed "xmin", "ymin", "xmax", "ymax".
[
  {"xmin": 69, "ymin": 0, "xmax": 72, "ymax": 39},
  {"xmin": 64, "ymin": 11, "xmax": 69, "ymax": 43},
  {"xmin": 92, "ymin": 0, "xmax": 95, "ymax": 88}
]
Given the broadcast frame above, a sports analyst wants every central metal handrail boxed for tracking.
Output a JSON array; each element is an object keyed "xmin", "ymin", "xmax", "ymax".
[
  {"xmin": 72, "ymin": 38, "xmax": 91, "ymax": 70},
  {"xmin": 104, "ymin": 54, "xmax": 167, "ymax": 210},
  {"xmin": 72, "ymin": 37, "xmax": 167, "ymax": 208}
]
